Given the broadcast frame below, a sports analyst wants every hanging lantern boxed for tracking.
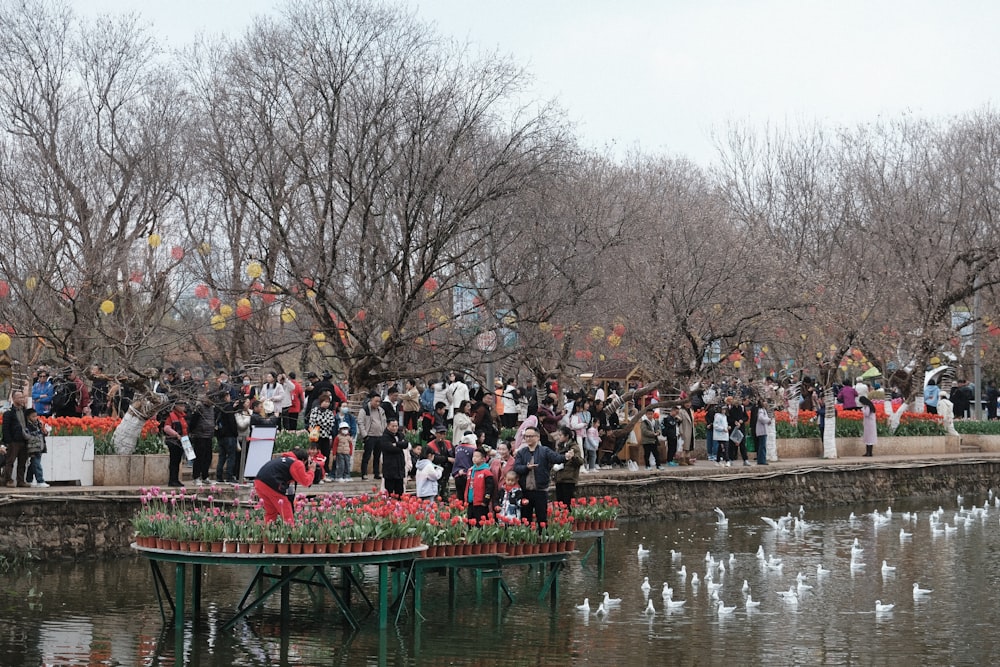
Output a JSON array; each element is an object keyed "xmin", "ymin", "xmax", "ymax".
[
  {"xmin": 424, "ymin": 277, "xmax": 439, "ymax": 292},
  {"xmin": 147, "ymin": 233, "xmax": 161, "ymax": 248},
  {"xmin": 246, "ymin": 261, "xmax": 263, "ymax": 279},
  {"xmin": 356, "ymin": 309, "xmax": 367, "ymax": 321},
  {"xmin": 280, "ymin": 307, "xmax": 296, "ymax": 323},
  {"xmin": 237, "ymin": 297, "xmax": 252, "ymax": 309},
  {"xmin": 607, "ymin": 334, "xmax": 621, "ymax": 348},
  {"xmin": 208, "ymin": 297, "xmax": 221, "ymax": 311},
  {"xmin": 591, "ymin": 326, "xmax": 605, "ymax": 339},
  {"xmin": 312, "ymin": 332, "xmax": 327, "ymax": 347},
  {"xmin": 733, "ymin": 360, "xmax": 742, "ymax": 369},
  {"xmin": 539, "ymin": 322, "xmax": 553, "ymax": 333},
  {"xmin": 25, "ymin": 276, "xmax": 37, "ymax": 290},
  {"xmin": 197, "ymin": 242, "xmax": 211, "ymax": 256},
  {"xmin": 100, "ymin": 300, "xmax": 115, "ymax": 315},
  {"xmin": 612, "ymin": 324, "xmax": 626, "ymax": 337},
  {"xmin": 930, "ymin": 356, "xmax": 941, "ymax": 365},
  {"xmin": 599, "ymin": 354, "xmax": 606, "ymax": 361},
  {"xmin": 0, "ymin": 333, "xmax": 10, "ymax": 351},
  {"xmin": 219, "ymin": 304, "xmax": 234, "ymax": 318},
  {"xmin": 0, "ymin": 281, "xmax": 10, "ymax": 298},
  {"xmin": 302, "ymin": 277, "xmax": 314, "ymax": 288},
  {"xmin": 170, "ymin": 246, "xmax": 184, "ymax": 261},
  {"xmin": 553, "ymin": 325, "xmax": 565, "ymax": 341},
  {"xmin": 210, "ymin": 314, "xmax": 226, "ymax": 330},
  {"xmin": 306, "ymin": 289, "xmax": 316, "ymax": 299},
  {"xmin": 414, "ymin": 337, "xmax": 424, "ymax": 346},
  {"xmin": 194, "ymin": 284, "xmax": 210, "ymax": 299},
  {"xmin": 236, "ymin": 304, "xmax": 252, "ymax": 321},
  {"xmin": 129, "ymin": 271, "xmax": 143, "ymax": 283},
  {"xmin": 261, "ymin": 292, "xmax": 276, "ymax": 305},
  {"xmin": 380, "ymin": 330, "xmax": 391, "ymax": 342}
]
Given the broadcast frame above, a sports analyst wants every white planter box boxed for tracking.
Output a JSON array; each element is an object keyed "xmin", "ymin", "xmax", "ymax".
[{"xmin": 39, "ymin": 436, "xmax": 94, "ymax": 485}]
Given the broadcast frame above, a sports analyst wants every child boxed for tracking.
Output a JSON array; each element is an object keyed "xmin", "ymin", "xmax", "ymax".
[
  {"xmin": 414, "ymin": 447, "xmax": 443, "ymax": 502},
  {"xmin": 466, "ymin": 447, "xmax": 495, "ymax": 523},
  {"xmin": 498, "ymin": 470, "xmax": 525, "ymax": 519},
  {"xmin": 24, "ymin": 408, "xmax": 49, "ymax": 488},
  {"xmin": 307, "ymin": 442, "xmax": 326, "ymax": 485},
  {"xmin": 334, "ymin": 422, "xmax": 354, "ymax": 482}
]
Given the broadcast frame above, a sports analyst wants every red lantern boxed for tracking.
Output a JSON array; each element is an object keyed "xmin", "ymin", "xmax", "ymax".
[
  {"xmin": 423, "ymin": 277, "xmax": 438, "ymax": 292},
  {"xmin": 356, "ymin": 309, "xmax": 367, "ymax": 322},
  {"xmin": 302, "ymin": 277, "xmax": 315, "ymax": 288},
  {"xmin": 129, "ymin": 271, "xmax": 143, "ymax": 283},
  {"xmin": 574, "ymin": 350, "xmax": 585, "ymax": 360},
  {"xmin": 171, "ymin": 246, "xmax": 184, "ymax": 261},
  {"xmin": 553, "ymin": 325, "xmax": 565, "ymax": 341},
  {"xmin": 990, "ymin": 325, "xmax": 1000, "ymax": 337},
  {"xmin": 261, "ymin": 292, "xmax": 276, "ymax": 304},
  {"xmin": 208, "ymin": 297, "xmax": 221, "ymax": 311},
  {"xmin": 612, "ymin": 324, "xmax": 626, "ymax": 337},
  {"xmin": 194, "ymin": 284, "xmax": 209, "ymax": 299},
  {"xmin": 236, "ymin": 304, "xmax": 252, "ymax": 321},
  {"xmin": 0, "ymin": 281, "xmax": 9, "ymax": 298}
]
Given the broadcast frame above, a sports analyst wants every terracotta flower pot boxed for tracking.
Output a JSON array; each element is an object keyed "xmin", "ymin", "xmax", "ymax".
[
  {"xmin": 262, "ymin": 542, "xmax": 277, "ymax": 554},
  {"xmin": 277, "ymin": 543, "xmax": 290, "ymax": 554},
  {"xmin": 328, "ymin": 542, "xmax": 341, "ymax": 554},
  {"xmin": 351, "ymin": 541, "xmax": 363, "ymax": 553},
  {"xmin": 290, "ymin": 542, "xmax": 303, "ymax": 555},
  {"xmin": 303, "ymin": 543, "xmax": 316, "ymax": 554},
  {"xmin": 248, "ymin": 542, "xmax": 263, "ymax": 554},
  {"xmin": 210, "ymin": 541, "xmax": 223, "ymax": 553},
  {"xmin": 314, "ymin": 543, "xmax": 327, "ymax": 554},
  {"xmin": 363, "ymin": 539, "xmax": 375, "ymax": 552},
  {"xmin": 444, "ymin": 544, "xmax": 455, "ymax": 557}
]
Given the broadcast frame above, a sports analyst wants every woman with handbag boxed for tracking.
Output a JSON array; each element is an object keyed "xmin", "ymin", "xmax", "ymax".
[{"xmin": 23, "ymin": 408, "xmax": 49, "ymax": 488}]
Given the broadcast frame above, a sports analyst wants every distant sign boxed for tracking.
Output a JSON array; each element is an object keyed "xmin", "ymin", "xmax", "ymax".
[{"xmin": 476, "ymin": 330, "xmax": 498, "ymax": 352}]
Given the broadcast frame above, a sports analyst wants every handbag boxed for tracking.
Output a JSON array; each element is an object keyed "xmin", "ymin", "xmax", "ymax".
[
  {"xmin": 730, "ymin": 428, "xmax": 744, "ymax": 444},
  {"xmin": 180, "ymin": 435, "xmax": 196, "ymax": 461}
]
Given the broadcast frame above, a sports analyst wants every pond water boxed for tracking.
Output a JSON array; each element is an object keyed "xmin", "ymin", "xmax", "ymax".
[{"xmin": 2, "ymin": 491, "xmax": 999, "ymax": 665}]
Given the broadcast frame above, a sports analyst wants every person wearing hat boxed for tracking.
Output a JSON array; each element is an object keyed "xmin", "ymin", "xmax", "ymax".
[
  {"xmin": 451, "ymin": 432, "xmax": 479, "ymax": 501},
  {"xmin": 254, "ymin": 448, "xmax": 315, "ymax": 525},
  {"xmin": 31, "ymin": 370, "xmax": 54, "ymax": 416},
  {"xmin": 305, "ymin": 372, "xmax": 335, "ymax": 419},
  {"xmin": 358, "ymin": 392, "xmax": 387, "ymax": 480},
  {"xmin": 426, "ymin": 425, "xmax": 455, "ymax": 497},
  {"xmin": 334, "ymin": 421, "xmax": 355, "ymax": 482}
]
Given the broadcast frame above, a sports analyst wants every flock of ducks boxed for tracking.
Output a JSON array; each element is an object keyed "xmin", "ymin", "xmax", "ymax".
[{"xmin": 578, "ymin": 493, "xmax": 999, "ymax": 620}]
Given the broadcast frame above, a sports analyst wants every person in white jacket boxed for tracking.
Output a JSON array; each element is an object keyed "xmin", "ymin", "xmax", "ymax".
[
  {"xmin": 414, "ymin": 447, "xmax": 443, "ymax": 501},
  {"xmin": 753, "ymin": 400, "xmax": 771, "ymax": 465},
  {"xmin": 445, "ymin": 372, "xmax": 470, "ymax": 419},
  {"xmin": 713, "ymin": 407, "xmax": 731, "ymax": 467},
  {"xmin": 259, "ymin": 372, "xmax": 286, "ymax": 420}
]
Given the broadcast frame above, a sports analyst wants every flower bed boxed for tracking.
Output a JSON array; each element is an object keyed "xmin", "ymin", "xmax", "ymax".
[{"xmin": 132, "ymin": 488, "xmax": 583, "ymax": 556}]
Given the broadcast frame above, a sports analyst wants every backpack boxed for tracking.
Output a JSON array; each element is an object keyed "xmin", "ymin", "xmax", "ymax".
[{"xmin": 51, "ymin": 380, "xmax": 77, "ymax": 413}]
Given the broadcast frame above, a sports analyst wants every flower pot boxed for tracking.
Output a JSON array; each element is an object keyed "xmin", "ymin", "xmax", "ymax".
[
  {"xmin": 222, "ymin": 541, "xmax": 237, "ymax": 553},
  {"xmin": 303, "ymin": 543, "xmax": 316, "ymax": 555},
  {"xmin": 469, "ymin": 544, "xmax": 480, "ymax": 555},
  {"xmin": 314, "ymin": 543, "xmax": 327, "ymax": 554},
  {"xmin": 568, "ymin": 540, "xmax": 576, "ymax": 552},
  {"xmin": 277, "ymin": 543, "xmax": 290, "ymax": 554},
  {"xmin": 442, "ymin": 544, "xmax": 453, "ymax": 557},
  {"xmin": 290, "ymin": 542, "xmax": 303, "ymax": 555},
  {"xmin": 199, "ymin": 541, "xmax": 210, "ymax": 553},
  {"xmin": 211, "ymin": 541, "xmax": 224, "ymax": 553},
  {"xmin": 248, "ymin": 542, "xmax": 263, "ymax": 554},
  {"xmin": 426, "ymin": 545, "xmax": 437, "ymax": 558},
  {"xmin": 363, "ymin": 539, "xmax": 375, "ymax": 552},
  {"xmin": 328, "ymin": 542, "xmax": 341, "ymax": 554},
  {"xmin": 350, "ymin": 541, "xmax": 363, "ymax": 553}
]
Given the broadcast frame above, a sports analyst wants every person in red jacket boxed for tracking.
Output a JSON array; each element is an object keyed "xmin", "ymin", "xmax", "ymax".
[
  {"xmin": 254, "ymin": 449, "xmax": 315, "ymax": 524},
  {"xmin": 466, "ymin": 448, "xmax": 496, "ymax": 523}
]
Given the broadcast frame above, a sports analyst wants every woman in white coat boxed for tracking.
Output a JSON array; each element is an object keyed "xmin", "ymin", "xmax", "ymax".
[{"xmin": 445, "ymin": 372, "xmax": 470, "ymax": 419}]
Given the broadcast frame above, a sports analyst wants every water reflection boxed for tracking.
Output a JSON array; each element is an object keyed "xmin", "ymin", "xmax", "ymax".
[{"xmin": 2, "ymin": 493, "xmax": 1000, "ymax": 664}]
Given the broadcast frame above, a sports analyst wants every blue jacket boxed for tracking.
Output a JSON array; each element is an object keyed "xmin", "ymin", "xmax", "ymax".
[
  {"xmin": 513, "ymin": 444, "xmax": 566, "ymax": 491},
  {"xmin": 32, "ymin": 381, "xmax": 54, "ymax": 415}
]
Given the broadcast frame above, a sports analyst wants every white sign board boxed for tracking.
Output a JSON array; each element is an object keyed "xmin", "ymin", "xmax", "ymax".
[{"xmin": 242, "ymin": 426, "xmax": 277, "ymax": 479}]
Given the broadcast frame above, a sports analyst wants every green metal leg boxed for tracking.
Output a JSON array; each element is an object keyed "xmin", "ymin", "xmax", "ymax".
[
  {"xmin": 378, "ymin": 563, "xmax": 389, "ymax": 629},
  {"xmin": 448, "ymin": 566, "xmax": 458, "ymax": 607},
  {"xmin": 414, "ymin": 566, "xmax": 424, "ymax": 618},
  {"xmin": 150, "ymin": 560, "xmax": 173, "ymax": 622},
  {"xmin": 174, "ymin": 563, "xmax": 185, "ymax": 634},
  {"xmin": 597, "ymin": 536, "xmax": 606, "ymax": 576},
  {"xmin": 312, "ymin": 566, "xmax": 359, "ymax": 630},
  {"xmin": 193, "ymin": 564, "xmax": 202, "ymax": 616},
  {"xmin": 221, "ymin": 566, "xmax": 305, "ymax": 632},
  {"xmin": 474, "ymin": 569, "xmax": 483, "ymax": 602},
  {"xmin": 537, "ymin": 561, "xmax": 562, "ymax": 604},
  {"xmin": 280, "ymin": 566, "xmax": 290, "ymax": 621}
]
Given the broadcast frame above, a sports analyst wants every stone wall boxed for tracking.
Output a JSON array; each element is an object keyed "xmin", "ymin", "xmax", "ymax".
[{"xmin": 4, "ymin": 459, "xmax": 1000, "ymax": 560}]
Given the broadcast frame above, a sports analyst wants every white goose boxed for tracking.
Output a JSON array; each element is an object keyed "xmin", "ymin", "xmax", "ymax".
[
  {"xmin": 742, "ymin": 579, "xmax": 750, "ymax": 593},
  {"xmin": 595, "ymin": 603, "xmax": 607, "ymax": 616},
  {"xmin": 677, "ymin": 565, "xmax": 687, "ymax": 578},
  {"xmin": 816, "ymin": 563, "xmax": 831, "ymax": 576},
  {"xmin": 661, "ymin": 582, "xmax": 673, "ymax": 599},
  {"xmin": 900, "ymin": 528, "xmax": 913, "ymax": 541},
  {"xmin": 691, "ymin": 572, "xmax": 700, "ymax": 586}
]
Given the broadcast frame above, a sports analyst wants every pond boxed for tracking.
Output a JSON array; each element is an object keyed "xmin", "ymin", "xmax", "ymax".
[{"xmin": 0, "ymin": 491, "xmax": 997, "ymax": 665}]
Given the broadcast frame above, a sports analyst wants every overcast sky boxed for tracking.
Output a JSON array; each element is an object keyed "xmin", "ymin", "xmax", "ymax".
[{"xmin": 76, "ymin": 0, "xmax": 1000, "ymax": 164}]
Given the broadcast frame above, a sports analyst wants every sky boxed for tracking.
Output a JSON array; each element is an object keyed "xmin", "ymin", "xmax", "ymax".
[{"xmin": 75, "ymin": 0, "xmax": 1000, "ymax": 164}]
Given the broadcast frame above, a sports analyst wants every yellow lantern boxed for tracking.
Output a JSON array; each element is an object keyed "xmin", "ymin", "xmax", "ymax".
[
  {"xmin": 380, "ymin": 330, "xmax": 391, "ymax": 341},
  {"xmin": 100, "ymin": 300, "xmax": 115, "ymax": 315},
  {"xmin": 246, "ymin": 261, "xmax": 263, "ymax": 279},
  {"xmin": 591, "ymin": 326, "xmax": 605, "ymax": 339},
  {"xmin": 25, "ymin": 276, "xmax": 38, "ymax": 290},
  {"xmin": 210, "ymin": 314, "xmax": 226, "ymax": 330},
  {"xmin": 147, "ymin": 233, "xmax": 161, "ymax": 248},
  {"xmin": 733, "ymin": 360, "xmax": 741, "ymax": 369},
  {"xmin": 930, "ymin": 356, "xmax": 940, "ymax": 365},
  {"xmin": 539, "ymin": 322, "xmax": 553, "ymax": 333},
  {"xmin": 197, "ymin": 242, "xmax": 211, "ymax": 256},
  {"xmin": 237, "ymin": 298, "xmax": 251, "ymax": 309},
  {"xmin": 0, "ymin": 333, "xmax": 10, "ymax": 351},
  {"xmin": 219, "ymin": 304, "xmax": 234, "ymax": 318},
  {"xmin": 312, "ymin": 331, "xmax": 326, "ymax": 344},
  {"xmin": 280, "ymin": 307, "xmax": 296, "ymax": 323}
]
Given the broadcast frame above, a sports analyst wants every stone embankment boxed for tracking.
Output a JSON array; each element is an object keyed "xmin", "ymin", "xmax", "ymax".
[{"xmin": 2, "ymin": 455, "xmax": 1000, "ymax": 560}]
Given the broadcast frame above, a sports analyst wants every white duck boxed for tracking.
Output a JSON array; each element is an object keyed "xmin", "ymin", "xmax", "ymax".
[
  {"xmin": 661, "ymin": 582, "xmax": 673, "ymax": 599},
  {"xmin": 641, "ymin": 577, "xmax": 651, "ymax": 594},
  {"xmin": 900, "ymin": 528, "xmax": 913, "ymax": 540},
  {"xmin": 691, "ymin": 572, "xmax": 700, "ymax": 586},
  {"xmin": 670, "ymin": 549, "xmax": 682, "ymax": 559},
  {"xmin": 745, "ymin": 594, "xmax": 761, "ymax": 609},
  {"xmin": 602, "ymin": 592, "xmax": 621, "ymax": 606},
  {"xmin": 912, "ymin": 583, "xmax": 933, "ymax": 599},
  {"xmin": 714, "ymin": 507, "xmax": 728, "ymax": 527},
  {"xmin": 644, "ymin": 599, "xmax": 655, "ymax": 615},
  {"xmin": 677, "ymin": 565, "xmax": 687, "ymax": 578},
  {"xmin": 576, "ymin": 598, "xmax": 590, "ymax": 612},
  {"xmin": 875, "ymin": 600, "xmax": 895, "ymax": 613},
  {"xmin": 881, "ymin": 560, "xmax": 897, "ymax": 575},
  {"xmin": 816, "ymin": 563, "xmax": 831, "ymax": 576},
  {"xmin": 742, "ymin": 579, "xmax": 750, "ymax": 593},
  {"xmin": 595, "ymin": 603, "xmax": 607, "ymax": 616},
  {"xmin": 664, "ymin": 596, "xmax": 686, "ymax": 609},
  {"xmin": 756, "ymin": 545, "xmax": 766, "ymax": 561},
  {"xmin": 717, "ymin": 600, "xmax": 737, "ymax": 615},
  {"xmin": 637, "ymin": 544, "xmax": 651, "ymax": 557}
]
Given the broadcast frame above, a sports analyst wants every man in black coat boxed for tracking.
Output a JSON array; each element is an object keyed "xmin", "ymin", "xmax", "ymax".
[{"xmin": 378, "ymin": 421, "xmax": 409, "ymax": 496}]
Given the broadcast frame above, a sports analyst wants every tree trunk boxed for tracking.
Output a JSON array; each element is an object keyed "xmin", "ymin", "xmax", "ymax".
[
  {"xmin": 822, "ymin": 385, "xmax": 837, "ymax": 459},
  {"xmin": 111, "ymin": 391, "xmax": 164, "ymax": 454}
]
